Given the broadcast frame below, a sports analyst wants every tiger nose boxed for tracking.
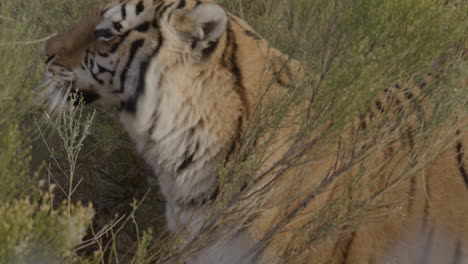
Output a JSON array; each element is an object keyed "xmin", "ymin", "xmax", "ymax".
[{"xmin": 44, "ymin": 14, "xmax": 101, "ymax": 59}]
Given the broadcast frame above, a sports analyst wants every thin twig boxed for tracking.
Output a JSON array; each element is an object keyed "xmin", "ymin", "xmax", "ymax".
[
  {"xmin": 0, "ymin": 33, "xmax": 57, "ymax": 46},
  {"xmin": 74, "ymin": 214, "xmax": 127, "ymax": 251},
  {"xmin": 0, "ymin": 15, "xmax": 17, "ymax": 22}
]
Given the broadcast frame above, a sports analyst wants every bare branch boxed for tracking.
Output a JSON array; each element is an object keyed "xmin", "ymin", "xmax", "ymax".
[
  {"xmin": 0, "ymin": 33, "xmax": 57, "ymax": 46},
  {"xmin": 0, "ymin": 15, "xmax": 17, "ymax": 22}
]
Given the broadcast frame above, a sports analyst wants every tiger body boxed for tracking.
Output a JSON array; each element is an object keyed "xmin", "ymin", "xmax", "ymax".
[{"xmin": 43, "ymin": 0, "xmax": 468, "ymax": 263}]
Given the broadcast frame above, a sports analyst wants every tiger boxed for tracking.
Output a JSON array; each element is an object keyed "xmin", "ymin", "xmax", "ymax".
[{"xmin": 42, "ymin": 0, "xmax": 468, "ymax": 263}]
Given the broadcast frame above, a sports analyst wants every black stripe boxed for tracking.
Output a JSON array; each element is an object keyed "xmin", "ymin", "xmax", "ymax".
[
  {"xmin": 97, "ymin": 64, "xmax": 113, "ymax": 74},
  {"xmin": 121, "ymin": 4, "xmax": 127, "ymax": 20},
  {"xmin": 120, "ymin": 60, "xmax": 149, "ymax": 113},
  {"xmin": 90, "ymin": 69, "xmax": 105, "ymax": 85},
  {"xmin": 422, "ymin": 176, "xmax": 431, "ymax": 230},
  {"xmin": 45, "ymin": 55, "xmax": 55, "ymax": 64},
  {"xmin": 186, "ymin": 173, "xmax": 221, "ymax": 207},
  {"xmin": 275, "ymin": 77, "xmax": 288, "ymax": 87},
  {"xmin": 226, "ymin": 23, "xmax": 249, "ymax": 114},
  {"xmin": 86, "ymin": 53, "xmax": 106, "ymax": 85},
  {"xmin": 177, "ymin": 129, "xmax": 199, "ymax": 172},
  {"xmin": 71, "ymin": 90, "xmax": 100, "ymax": 105},
  {"xmin": 342, "ymin": 232, "xmax": 356, "ymax": 264},
  {"xmin": 121, "ymin": 32, "xmax": 164, "ymax": 112},
  {"xmin": 136, "ymin": 22, "xmax": 150, "ymax": 32},
  {"xmin": 119, "ymin": 39, "xmax": 145, "ymax": 93},
  {"xmin": 456, "ymin": 140, "xmax": 468, "ymax": 188},
  {"xmin": 153, "ymin": 1, "xmax": 165, "ymax": 14},
  {"xmin": 84, "ymin": 50, "xmax": 91, "ymax": 67},
  {"xmin": 152, "ymin": 3, "xmax": 163, "ymax": 28},
  {"xmin": 88, "ymin": 57, "xmax": 95, "ymax": 68},
  {"xmin": 178, "ymin": 149, "xmax": 195, "ymax": 172},
  {"xmin": 451, "ymin": 240, "xmax": 463, "ymax": 264},
  {"xmin": 191, "ymin": 39, "xmax": 198, "ymax": 50},
  {"xmin": 187, "ymin": 185, "xmax": 220, "ymax": 207},
  {"xmin": 109, "ymin": 31, "xmax": 131, "ymax": 53},
  {"xmin": 113, "ymin": 22, "xmax": 123, "ymax": 32},
  {"xmin": 109, "ymin": 42, "xmax": 121, "ymax": 53},
  {"xmin": 166, "ymin": 8, "xmax": 174, "ymax": 21},
  {"xmin": 120, "ymin": 99, "xmax": 137, "ymax": 112},
  {"xmin": 408, "ymin": 176, "xmax": 417, "ymax": 213},
  {"xmin": 152, "ymin": 18, "xmax": 160, "ymax": 28},
  {"xmin": 136, "ymin": 0, "xmax": 145, "ymax": 15},
  {"xmin": 97, "ymin": 51, "xmax": 109, "ymax": 58},
  {"xmin": 239, "ymin": 182, "xmax": 248, "ymax": 192},
  {"xmin": 244, "ymin": 29, "xmax": 261, "ymax": 40},
  {"xmin": 177, "ymin": 0, "xmax": 186, "ymax": 9},
  {"xmin": 202, "ymin": 40, "xmax": 218, "ymax": 59},
  {"xmin": 157, "ymin": 3, "xmax": 173, "ymax": 17},
  {"xmin": 228, "ymin": 28, "xmax": 241, "ymax": 80},
  {"xmin": 147, "ymin": 79, "xmax": 163, "ymax": 133},
  {"xmin": 218, "ymin": 23, "xmax": 248, "ymax": 164},
  {"xmin": 135, "ymin": 59, "xmax": 151, "ymax": 98},
  {"xmin": 148, "ymin": 109, "xmax": 160, "ymax": 134},
  {"xmin": 225, "ymin": 116, "xmax": 243, "ymax": 162},
  {"xmin": 207, "ymin": 184, "xmax": 220, "ymax": 202}
]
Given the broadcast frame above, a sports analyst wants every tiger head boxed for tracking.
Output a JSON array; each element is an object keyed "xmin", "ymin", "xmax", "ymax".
[{"xmin": 44, "ymin": 0, "xmax": 229, "ymax": 111}]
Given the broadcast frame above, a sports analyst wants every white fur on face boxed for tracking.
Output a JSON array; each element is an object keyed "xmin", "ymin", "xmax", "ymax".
[{"xmin": 38, "ymin": 58, "xmax": 75, "ymax": 112}]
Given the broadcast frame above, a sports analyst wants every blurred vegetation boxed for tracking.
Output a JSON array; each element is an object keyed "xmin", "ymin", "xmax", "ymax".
[
  {"xmin": 1, "ymin": 0, "xmax": 164, "ymax": 263},
  {"xmin": 0, "ymin": 0, "xmax": 467, "ymax": 263}
]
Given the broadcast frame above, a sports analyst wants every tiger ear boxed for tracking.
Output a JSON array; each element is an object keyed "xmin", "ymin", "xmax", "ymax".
[{"xmin": 172, "ymin": 3, "xmax": 227, "ymax": 43}]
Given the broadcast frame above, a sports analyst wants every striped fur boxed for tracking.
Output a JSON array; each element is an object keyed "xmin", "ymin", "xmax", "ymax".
[{"xmin": 43, "ymin": 0, "xmax": 468, "ymax": 263}]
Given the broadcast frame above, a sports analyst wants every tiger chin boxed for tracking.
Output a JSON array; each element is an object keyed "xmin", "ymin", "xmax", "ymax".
[{"xmin": 42, "ymin": 0, "xmax": 468, "ymax": 263}]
